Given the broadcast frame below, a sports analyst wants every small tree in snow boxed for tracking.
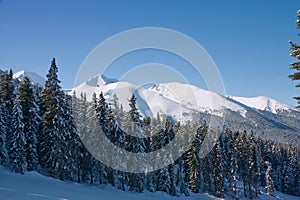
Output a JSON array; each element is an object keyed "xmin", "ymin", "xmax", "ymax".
[{"xmin": 265, "ymin": 161, "xmax": 275, "ymax": 197}]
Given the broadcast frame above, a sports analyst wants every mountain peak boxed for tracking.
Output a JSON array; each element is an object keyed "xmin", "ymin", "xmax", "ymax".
[
  {"xmin": 13, "ymin": 70, "xmax": 45, "ymax": 86},
  {"xmin": 85, "ymin": 74, "xmax": 118, "ymax": 87}
]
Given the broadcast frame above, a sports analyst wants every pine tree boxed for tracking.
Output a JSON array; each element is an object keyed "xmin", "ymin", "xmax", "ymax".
[
  {"xmin": 0, "ymin": 70, "xmax": 14, "ymax": 113},
  {"xmin": 185, "ymin": 123, "xmax": 201, "ymax": 194},
  {"xmin": 0, "ymin": 104, "xmax": 7, "ymax": 165},
  {"xmin": 248, "ymin": 131, "xmax": 260, "ymax": 198},
  {"xmin": 186, "ymin": 145, "xmax": 199, "ymax": 193},
  {"xmin": 289, "ymin": 10, "xmax": 300, "ymax": 107},
  {"xmin": 236, "ymin": 131, "xmax": 250, "ymax": 197},
  {"xmin": 18, "ymin": 77, "xmax": 39, "ymax": 171},
  {"xmin": 212, "ymin": 142, "xmax": 224, "ymax": 198},
  {"xmin": 198, "ymin": 123, "xmax": 213, "ymax": 194},
  {"xmin": 265, "ymin": 161, "xmax": 275, "ymax": 197},
  {"xmin": 231, "ymin": 131, "xmax": 239, "ymax": 199},
  {"xmin": 39, "ymin": 58, "xmax": 71, "ymax": 180},
  {"xmin": 9, "ymin": 93, "xmax": 27, "ymax": 173},
  {"xmin": 0, "ymin": 70, "xmax": 15, "ymax": 166},
  {"xmin": 128, "ymin": 94, "xmax": 141, "ymax": 124}
]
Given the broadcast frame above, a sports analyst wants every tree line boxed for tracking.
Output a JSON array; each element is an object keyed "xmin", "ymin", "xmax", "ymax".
[{"xmin": 0, "ymin": 59, "xmax": 299, "ymax": 198}]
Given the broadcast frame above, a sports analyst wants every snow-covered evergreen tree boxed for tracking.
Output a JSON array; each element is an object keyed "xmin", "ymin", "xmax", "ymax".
[
  {"xmin": 230, "ymin": 131, "xmax": 239, "ymax": 199},
  {"xmin": 289, "ymin": 10, "xmax": 300, "ymax": 107},
  {"xmin": 18, "ymin": 77, "xmax": 39, "ymax": 171},
  {"xmin": 265, "ymin": 161, "xmax": 275, "ymax": 197},
  {"xmin": 0, "ymin": 70, "xmax": 15, "ymax": 166},
  {"xmin": 9, "ymin": 93, "xmax": 27, "ymax": 173},
  {"xmin": 212, "ymin": 142, "xmax": 224, "ymax": 198},
  {"xmin": 0, "ymin": 103, "xmax": 7, "ymax": 165},
  {"xmin": 236, "ymin": 131, "xmax": 250, "ymax": 197},
  {"xmin": 39, "ymin": 58, "xmax": 72, "ymax": 180},
  {"xmin": 185, "ymin": 124, "xmax": 201, "ymax": 194},
  {"xmin": 248, "ymin": 131, "xmax": 260, "ymax": 198}
]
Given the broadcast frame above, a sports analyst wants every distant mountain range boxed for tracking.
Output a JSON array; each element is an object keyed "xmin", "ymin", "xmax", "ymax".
[{"xmin": 14, "ymin": 70, "xmax": 300, "ymax": 144}]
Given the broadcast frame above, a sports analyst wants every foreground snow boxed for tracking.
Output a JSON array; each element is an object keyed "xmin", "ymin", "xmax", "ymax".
[
  {"xmin": 0, "ymin": 167, "xmax": 299, "ymax": 200},
  {"xmin": 0, "ymin": 167, "xmax": 217, "ymax": 200}
]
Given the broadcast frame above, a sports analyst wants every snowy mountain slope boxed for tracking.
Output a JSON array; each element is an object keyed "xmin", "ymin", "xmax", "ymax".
[
  {"xmin": 71, "ymin": 80, "xmax": 188, "ymax": 119},
  {"xmin": 0, "ymin": 167, "xmax": 299, "ymax": 200},
  {"xmin": 230, "ymin": 96, "xmax": 298, "ymax": 114},
  {"xmin": 70, "ymin": 75, "xmax": 249, "ymax": 119},
  {"xmin": 70, "ymin": 73, "xmax": 300, "ymax": 143},
  {"xmin": 70, "ymin": 74, "xmax": 298, "ymax": 120},
  {"xmin": 150, "ymin": 83, "xmax": 248, "ymax": 117},
  {"xmin": 13, "ymin": 70, "xmax": 45, "ymax": 86}
]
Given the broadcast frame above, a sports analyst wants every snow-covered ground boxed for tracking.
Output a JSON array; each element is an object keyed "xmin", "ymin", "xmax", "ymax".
[
  {"xmin": 0, "ymin": 167, "xmax": 299, "ymax": 200},
  {"xmin": 0, "ymin": 167, "xmax": 217, "ymax": 200}
]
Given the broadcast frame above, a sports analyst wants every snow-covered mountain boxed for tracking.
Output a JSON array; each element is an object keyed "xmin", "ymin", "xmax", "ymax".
[
  {"xmin": 229, "ymin": 96, "xmax": 298, "ymax": 114},
  {"xmin": 69, "ymin": 73, "xmax": 300, "ymax": 143},
  {"xmin": 13, "ymin": 70, "xmax": 45, "ymax": 86}
]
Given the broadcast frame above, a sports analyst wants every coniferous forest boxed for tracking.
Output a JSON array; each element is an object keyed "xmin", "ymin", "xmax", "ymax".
[{"xmin": 0, "ymin": 59, "xmax": 300, "ymax": 199}]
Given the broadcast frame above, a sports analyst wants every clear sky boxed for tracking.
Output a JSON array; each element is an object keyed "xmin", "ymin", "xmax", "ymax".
[{"xmin": 0, "ymin": 0, "xmax": 299, "ymax": 106}]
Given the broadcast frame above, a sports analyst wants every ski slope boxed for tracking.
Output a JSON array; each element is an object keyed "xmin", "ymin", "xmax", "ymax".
[{"xmin": 0, "ymin": 167, "xmax": 299, "ymax": 200}]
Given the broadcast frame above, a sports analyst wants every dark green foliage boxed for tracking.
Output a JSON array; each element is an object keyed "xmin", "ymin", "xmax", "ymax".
[
  {"xmin": 38, "ymin": 58, "xmax": 74, "ymax": 180},
  {"xmin": 265, "ymin": 162, "xmax": 275, "ymax": 196},
  {"xmin": 0, "ymin": 104, "xmax": 7, "ymax": 165},
  {"xmin": 18, "ymin": 77, "xmax": 39, "ymax": 171},
  {"xmin": 0, "ymin": 70, "xmax": 15, "ymax": 166},
  {"xmin": 8, "ymin": 93, "xmax": 27, "ymax": 173},
  {"xmin": 212, "ymin": 143, "xmax": 224, "ymax": 197},
  {"xmin": 289, "ymin": 10, "xmax": 300, "ymax": 107}
]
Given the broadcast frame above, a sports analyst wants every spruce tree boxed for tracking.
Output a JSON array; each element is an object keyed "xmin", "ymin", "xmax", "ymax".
[
  {"xmin": 9, "ymin": 93, "xmax": 27, "ymax": 173},
  {"xmin": 212, "ymin": 142, "xmax": 224, "ymax": 198},
  {"xmin": 39, "ymin": 58, "xmax": 70, "ymax": 179},
  {"xmin": 186, "ymin": 145, "xmax": 199, "ymax": 193},
  {"xmin": 18, "ymin": 77, "xmax": 39, "ymax": 171},
  {"xmin": 265, "ymin": 161, "xmax": 275, "ymax": 196},
  {"xmin": 0, "ymin": 70, "xmax": 14, "ymax": 113},
  {"xmin": 248, "ymin": 132, "xmax": 260, "ymax": 198},
  {"xmin": 0, "ymin": 70, "xmax": 15, "ymax": 164},
  {"xmin": 236, "ymin": 131, "xmax": 250, "ymax": 197},
  {"xmin": 0, "ymin": 104, "xmax": 7, "ymax": 165},
  {"xmin": 289, "ymin": 10, "xmax": 300, "ymax": 107}
]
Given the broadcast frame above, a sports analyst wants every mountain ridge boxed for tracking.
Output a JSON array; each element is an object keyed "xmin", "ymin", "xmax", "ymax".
[
  {"xmin": 13, "ymin": 70, "xmax": 300, "ymax": 143},
  {"xmin": 69, "ymin": 72, "xmax": 300, "ymax": 143}
]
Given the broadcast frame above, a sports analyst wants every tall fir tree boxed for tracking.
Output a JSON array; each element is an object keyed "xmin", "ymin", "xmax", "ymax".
[
  {"xmin": 18, "ymin": 77, "xmax": 39, "ymax": 171},
  {"xmin": 236, "ymin": 131, "xmax": 250, "ymax": 197},
  {"xmin": 265, "ymin": 161, "xmax": 275, "ymax": 197},
  {"xmin": 0, "ymin": 103, "xmax": 7, "ymax": 165},
  {"xmin": 289, "ymin": 10, "xmax": 300, "ymax": 107},
  {"xmin": 39, "ymin": 58, "xmax": 71, "ymax": 180},
  {"xmin": 248, "ymin": 132, "xmax": 260, "ymax": 198},
  {"xmin": 8, "ymin": 92, "xmax": 27, "ymax": 173},
  {"xmin": 212, "ymin": 142, "xmax": 224, "ymax": 198},
  {"xmin": 0, "ymin": 70, "xmax": 15, "ymax": 165}
]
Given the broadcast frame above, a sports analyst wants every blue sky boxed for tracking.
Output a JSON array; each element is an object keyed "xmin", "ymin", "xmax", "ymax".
[{"xmin": 0, "ymin": 0, "xmax": 299, "ymax": 106}]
